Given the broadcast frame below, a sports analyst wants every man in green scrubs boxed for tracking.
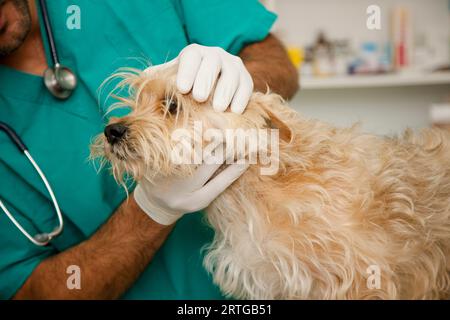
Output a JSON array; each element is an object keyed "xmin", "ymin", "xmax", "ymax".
[{"xmin": 0, "ymin": 0, "xmax": 298, "ymax": 299}]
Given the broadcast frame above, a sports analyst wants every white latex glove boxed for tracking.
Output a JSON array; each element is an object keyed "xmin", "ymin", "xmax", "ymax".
[
  {"xmin": 134, "ymin": 159, "xmax": 249, "ymax": 225},
  {"xmin": 146, "ymin": 44, "xmax": 254, "ymax": 114}
]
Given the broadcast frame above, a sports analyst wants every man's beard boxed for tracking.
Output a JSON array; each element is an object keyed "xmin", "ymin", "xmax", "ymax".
[{"xmin": 0, "ymin": 0, "xmax": 32, "ymax": 57}]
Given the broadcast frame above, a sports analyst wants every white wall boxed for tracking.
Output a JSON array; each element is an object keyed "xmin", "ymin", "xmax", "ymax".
[
  {"xmin": 294, "ymin": 85, "xmax": 450, "ymax": 135},
  {"xmin": 267, "ymin": 0, "xmax": 450, "ymax": 135}
]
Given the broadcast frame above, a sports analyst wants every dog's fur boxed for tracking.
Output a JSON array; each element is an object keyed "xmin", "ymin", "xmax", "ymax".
[{"xmin": 91, "ymin": 64, "xmax": 450, "ymax": 299}]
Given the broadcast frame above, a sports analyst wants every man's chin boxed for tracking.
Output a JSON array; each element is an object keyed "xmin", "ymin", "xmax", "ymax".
[
  {"xmin": 0, "ymin": 26, "xmax": 29, "ymax": 56},
  {"xmin": 0, "ymin": 0, "xmax": 31, "ymax": 57}
]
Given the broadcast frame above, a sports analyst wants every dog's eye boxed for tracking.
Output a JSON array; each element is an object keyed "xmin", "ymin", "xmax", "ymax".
[{"xmin": 165, "ymin": 99, "xmax": 178, "ymax": 114}]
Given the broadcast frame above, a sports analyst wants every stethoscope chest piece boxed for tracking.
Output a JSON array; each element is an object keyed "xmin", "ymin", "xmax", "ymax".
[
  {"xmin": 39, "ymin": 0, "xmax": 77, "ymax": 100},
  {"xmin": 43, "ymin": 63, "xmax": 77, "ymax": 100}
]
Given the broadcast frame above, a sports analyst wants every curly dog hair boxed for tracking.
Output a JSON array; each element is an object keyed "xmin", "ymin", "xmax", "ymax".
[{"xmin": 92, "ymin": 64, "xmax": 450, "ymax": 299}]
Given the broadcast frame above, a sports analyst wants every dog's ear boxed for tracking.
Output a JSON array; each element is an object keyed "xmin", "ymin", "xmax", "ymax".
[
  {"xmin": 250, "ymin": 93, "xmax": 293, "ymax": 143},
  {"xmin": 264, "ymin": 108, "xmax": 293, "ymax": 143}
]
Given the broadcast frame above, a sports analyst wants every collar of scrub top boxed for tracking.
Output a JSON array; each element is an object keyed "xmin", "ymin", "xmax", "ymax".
[{"xmin": 0, "ymin": 122, "xmax": 64, "ymax": 246}]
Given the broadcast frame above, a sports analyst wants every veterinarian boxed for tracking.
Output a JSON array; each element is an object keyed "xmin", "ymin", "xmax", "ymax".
[{"xmin": 0, "ymin": 0, "xmax": 298, "ymax": 299}]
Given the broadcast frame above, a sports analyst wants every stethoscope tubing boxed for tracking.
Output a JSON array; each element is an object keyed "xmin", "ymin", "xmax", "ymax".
[
  {"xmin": 0, "ymin": 122, "xmax": 64, "ymax": 246},
  {"xmin": 38, "ymin": 0, "xmax": 59, "ymax": 65},
  {"xmin": 0, "ymin": 122, "xmax": 27, "ymax": 152}
]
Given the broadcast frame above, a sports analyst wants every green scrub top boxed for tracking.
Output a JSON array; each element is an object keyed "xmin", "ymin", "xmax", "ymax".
[{"xmin": 0, "ymin": 0, "xmax": 275, "ymax": 299}]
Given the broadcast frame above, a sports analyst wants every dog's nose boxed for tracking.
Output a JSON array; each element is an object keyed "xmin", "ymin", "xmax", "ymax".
[{"xmin": 104, "ymin": 123, "xmax": 128, "ymax": 145}]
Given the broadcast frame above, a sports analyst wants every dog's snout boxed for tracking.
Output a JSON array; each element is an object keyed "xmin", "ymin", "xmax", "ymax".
[{"xmin": 104, "ymin": 123, "xmax": 128, "ymax": 145}]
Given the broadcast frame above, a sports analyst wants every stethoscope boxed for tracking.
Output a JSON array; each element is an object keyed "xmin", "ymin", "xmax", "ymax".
[
  {"xmin": 0, "ymin": 1, "xmax": 70, "ymax": 245},
  {"xmin": 0, "ymin": 122, "xmax": 64, "ymax": 246},
  {"xmin": 39, "ymin": 0, "xmax": 77, "ymax": 99}
]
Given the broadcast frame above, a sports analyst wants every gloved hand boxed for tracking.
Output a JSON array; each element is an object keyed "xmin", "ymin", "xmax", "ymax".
[
  {"xmin": 145, "ymin": 44, "xmax": 254, "ymax": 114},
  {"xmin": 134, "ymin": 158, "xmax": 249, "ymax": 225},
  {"xmin": 136, "ymin": 44, "xmax": 254, "ymax": 225}
]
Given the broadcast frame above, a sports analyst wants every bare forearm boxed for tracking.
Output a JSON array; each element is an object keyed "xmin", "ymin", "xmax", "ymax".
[
  {"xmin": 13, "ymin": 196, "xmax": 172, "ymax": 299},
  {"xmin": 240, "ymin": 34, "xmax": 299, "ymax": 100}
]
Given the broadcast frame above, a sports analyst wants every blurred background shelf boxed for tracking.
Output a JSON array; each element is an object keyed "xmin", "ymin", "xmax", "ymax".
[
  {"xmin": 266, "ymin": 0, "xmax": 450, "ymax": 135},
  {"xmin": 301, "ymin": 72, "xmax": 450, "ymax": 90}
]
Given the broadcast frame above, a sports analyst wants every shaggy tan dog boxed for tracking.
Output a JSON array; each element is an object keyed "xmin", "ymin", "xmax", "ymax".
[{"xmin": 92, "ymin": 64, "xmax": 450, "ymax": 299}]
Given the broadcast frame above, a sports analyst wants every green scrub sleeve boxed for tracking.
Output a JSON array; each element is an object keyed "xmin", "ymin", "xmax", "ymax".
[
  {"xmin": 0, "ymin": 213, "xmax": 56, "ymax": 299},
  {"xmin": 174, "ymin": 0, "xmax": 277, "ymax": 55}
]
